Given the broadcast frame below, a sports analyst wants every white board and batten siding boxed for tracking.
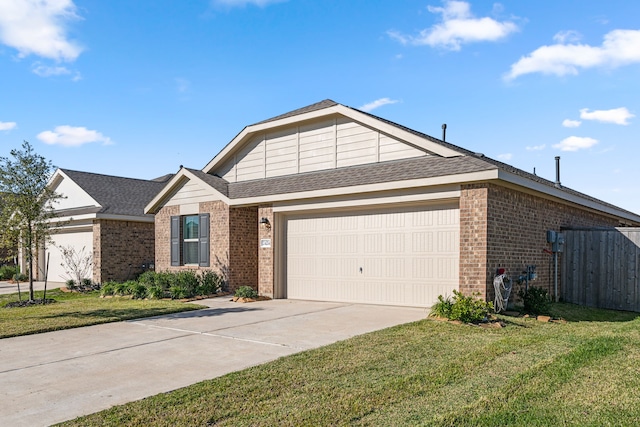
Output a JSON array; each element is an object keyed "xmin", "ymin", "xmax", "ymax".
[
  {"xmin": 217, "ymin": 116, "xmax": 428, "ymax": 183},
  {"xmin": 164, "ymin": 179, "xmax": 216, "ymax": 206},
  {"xmin": 285, "ymin": 204, "xmax": 460, "ymax": 308}
]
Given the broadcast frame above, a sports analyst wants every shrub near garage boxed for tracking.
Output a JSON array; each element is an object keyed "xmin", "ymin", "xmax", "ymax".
[{"xmin": 430, "ymin": 290, "xmax": 494, "ymax": 323}]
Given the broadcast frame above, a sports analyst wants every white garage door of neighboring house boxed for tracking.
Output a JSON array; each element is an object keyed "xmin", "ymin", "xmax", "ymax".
[
  {"xmin": 44, "ymin": 230, "xmax": 94, "ymax": 283},
  {"xmin": 285, "ymin": 204, "xmax": 459, "ymax": 307}
]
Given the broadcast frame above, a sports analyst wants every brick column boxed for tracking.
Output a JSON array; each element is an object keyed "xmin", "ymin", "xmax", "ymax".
[
  {"xmin": 459, "ymin": 184, "xmax": 489, "ymax": 299},
  {"xmin": 258, "ymin": 205, "xmax": 274, "ymax": 297}
]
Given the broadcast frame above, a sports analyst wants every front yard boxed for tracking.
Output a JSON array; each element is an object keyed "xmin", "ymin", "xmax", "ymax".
[
  {"xmin": 57, "ymin": 303, "xmax": 640, "ymax": 426},
  {"xmin": 0, "ymin": 289, "xmax": 202, "ymax": 338}
]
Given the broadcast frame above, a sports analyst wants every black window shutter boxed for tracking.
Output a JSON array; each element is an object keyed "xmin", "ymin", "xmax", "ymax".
[
  {"xmin": 199, "ymin": 213, "xmax": 210, "ymax": 267},
  {"xmin": 170, "ymin": 216, "xmax": 180, "ymax": 266}
]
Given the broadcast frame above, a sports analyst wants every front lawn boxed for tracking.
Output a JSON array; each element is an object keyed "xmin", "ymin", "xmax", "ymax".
[
  {"xmin": 58, "ymin": 303, "xmax": 640, "ymax": 426},
  {"xmin": 0, "ymin": 289, "xmax": 202, "ymax": 339}
]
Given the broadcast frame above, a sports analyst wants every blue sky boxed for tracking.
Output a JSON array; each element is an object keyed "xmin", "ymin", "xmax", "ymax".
[{"xmin": 1, "ymin": 0, "xmax": 639, "ymax": 213}]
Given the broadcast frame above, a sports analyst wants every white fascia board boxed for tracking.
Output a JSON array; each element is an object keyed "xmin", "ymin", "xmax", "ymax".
[
  {"xmin": 497, "ymin": 170, "xmax": 640, "ymax": 223},
  {"xmin": 272, "ymin": 188, "xmax": 460, "ymax": 214},
  {"xmin": 95, "ymin": 214, "xmax": 155, "ymax": 223},
  {"xmin": 230, "ymin": 170, "xmax": 497, "ymax": 206},
  {"xmin": 202, "ymin": 104, "xmax": 462, "ymax": 174},
  {"xmin": 145, "ymin": 169, "xmax": 229, "ymax": 214}
]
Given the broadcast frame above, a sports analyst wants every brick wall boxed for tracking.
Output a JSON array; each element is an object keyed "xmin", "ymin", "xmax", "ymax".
[
  {"xmin": 460, "ymin": 183, "xmax": 621, "ymax": 302},
  {"xmin": 154, "ymin": 202, "xmax": 258, "ymax": 293},
  {"xmin": 154, "ymin": 205, "xmax": 179, "ymax": 271},
  {"xmin": 93, "ymin": 219, "xmax": 155, "ymax": 283},
  {"xmin": 257, "ymin": 205, "xmax": 274, "ymax": 297},
  {"xmin": 228, "ymin": 206, "xmax": 258, "ymax": 293}
]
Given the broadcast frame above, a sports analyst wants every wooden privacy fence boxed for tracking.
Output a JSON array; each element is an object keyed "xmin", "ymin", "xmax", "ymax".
[{"xmin": 562, "ymin": 228, "xmax": 640, "ymax": 312}]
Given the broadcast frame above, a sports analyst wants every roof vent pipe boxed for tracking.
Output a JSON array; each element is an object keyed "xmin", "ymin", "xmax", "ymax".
[
  {"xmin": 441, "ymin": 123, "xmax": 447, "ymax": 142},
  {"xmin": 554, "ymin": 156, "xmax": 561, "ymax": 188}
]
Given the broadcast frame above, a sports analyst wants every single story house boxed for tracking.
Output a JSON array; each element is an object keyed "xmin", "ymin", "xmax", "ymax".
[
  {"xmin": 145, "ymin": 99, "xmax": 640, "ymax": 307},
  {"xmin": 32, "ymin": 169, "xmax": 172, "ymax": 284}
]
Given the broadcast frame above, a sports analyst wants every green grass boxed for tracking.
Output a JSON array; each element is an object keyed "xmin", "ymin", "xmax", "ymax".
[
  {"xmin": 57, "ymin": 303, "xmax": 640, "ymax": 426},
  {"xmin": 0, "ymin": 289, "xmax": 202, "ymax": 339}
]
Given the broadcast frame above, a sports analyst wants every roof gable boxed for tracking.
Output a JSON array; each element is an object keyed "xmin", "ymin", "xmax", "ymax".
[
  {"xmin": 55, "ymin": 169, "xmax": 169, "ymax": 217},
  {"xmin": 203, "ymin": 100, "xmax": 463, "ymax": 176},
  {"xmin": 50, "ymin": 170, "xmax": 101, "ymax": 212},
  {"xmin": 144, "ymin": 168, "xmax": 229, "ymax": 214}
]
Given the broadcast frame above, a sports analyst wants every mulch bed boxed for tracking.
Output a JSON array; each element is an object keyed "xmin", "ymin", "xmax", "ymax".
[{"xmin": 5, "ymin": 299, "xmax": 56, "ymax": 308}]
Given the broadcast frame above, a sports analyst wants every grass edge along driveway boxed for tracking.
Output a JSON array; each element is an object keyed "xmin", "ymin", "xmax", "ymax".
[
  {"xmin": 0, "ymin": 289, "xmax": 202, "ymax": 339},
  {"xmin": 58, "ymin": 303, "xmax": 640, "ymax": 426}
]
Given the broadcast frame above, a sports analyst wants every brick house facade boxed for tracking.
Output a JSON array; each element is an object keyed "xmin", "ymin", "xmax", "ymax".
[
  {"xmin": 146, "ymin": 100, "xmax": 640, "ymax": 307},
  {"xmin": 37, "ymin": 169, "xmax": 171, "ymax": 284}
]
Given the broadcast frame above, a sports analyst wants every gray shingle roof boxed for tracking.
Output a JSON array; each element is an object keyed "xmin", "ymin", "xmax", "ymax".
[
  {"xmin": 60, "ymin": 169, "xmax": 170, "ymax": 217},
  {"xmin": 188, "ymin": 99, "xmax": 637, "ymax": 219},
  {"xmin": 186, "ymin": 168, "xmax": 229, "ymax": 197},
  {"xmin": 252, "ymin": 99, "xmax": 339, "ymax": 126}
]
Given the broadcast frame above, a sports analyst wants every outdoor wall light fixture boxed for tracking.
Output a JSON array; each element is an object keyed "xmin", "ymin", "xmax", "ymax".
[{"xmin": 260, "ymin": 217, "xmax": 271, "ymax": 230}]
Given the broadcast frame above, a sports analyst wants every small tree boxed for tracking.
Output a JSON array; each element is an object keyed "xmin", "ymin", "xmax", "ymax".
[
  {"xmin": 0, "ymin": 141, "xmax": 63, "ymax": 301},
  {"xmin": 59, "ymin": 245, "xmax": 93, "ymax": 287}
]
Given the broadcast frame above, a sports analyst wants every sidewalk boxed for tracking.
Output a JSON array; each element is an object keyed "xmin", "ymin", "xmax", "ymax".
[{"xmin": 0, "ymin": 280, "xmax": 64, "ymax": 295}]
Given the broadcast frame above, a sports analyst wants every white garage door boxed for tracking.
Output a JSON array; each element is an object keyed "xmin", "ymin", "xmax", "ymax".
[
  {"xmin": 45, "ymin": 230, "xmax": 94, "ymax": 283},
  {"xmin": 285, "ymin": 204, "xmax": 459, "ymax": 307}
]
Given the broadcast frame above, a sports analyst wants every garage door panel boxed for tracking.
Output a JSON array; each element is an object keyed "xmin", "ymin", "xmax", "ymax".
[
  {"xmin": 286, "ymin": 204, "xmax": 459, "ymax": 307},
  {"xmin": 46, "ymin": 231, "xmax": 93, "ymax": 283}
]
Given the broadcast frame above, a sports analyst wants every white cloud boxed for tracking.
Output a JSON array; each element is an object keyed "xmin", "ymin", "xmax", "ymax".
[
  {"xmin": 211, "ymin": 0, "xmax": 286, "ymax": 7},
  {"xmin": 505, "ymin": 29, "xmax": 640, "ymax": 80},
  {"xmin": 553, "ymin": 136, "xmax": 598, "ymax": 152},
  {"xmin": 526, "ymin": 144, "xmax": 546, "ymax": 151},
  {"xmin": 31, "ymin": 62, "xmax": 81, "ymax": 80},
  {"xmin": 580, "ymin": 107, "xmax": 634, "ymax": 125},
  {"xmin": 497, "ymin": 153, "xmax": 512, "ymax": 161},
  {"xmin": 0, "ymin": 121, "xmax": 17, "ymax": 131},
  {"xmin": 388, "ymin": 1, "xmax": 518, "ymax": 50},
  {"xmin": 553, "ymin": 30, "xmax": 582, "ymax": 44},
  {"xmin": 0, "ymin": 0, "xmax": 83, "ymax": 62},
  {"xmin": 562, "ymin": 119, "xmax": 582, "ymax": 128},
  {"xmin": 359, "ymin": 98, "xmax": 399, "ymax": 112},
  {"xmin": 37, "ymin": 125, "xmax": 112, "ymax": 147}
]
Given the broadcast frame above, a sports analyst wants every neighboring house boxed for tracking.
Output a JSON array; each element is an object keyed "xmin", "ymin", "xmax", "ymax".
[
  {"xmin": 33, "ymin": 169, "xmax": 172, "ymax": 284},
  {"xmin": 145, "ymin": 100, "xmax": 640, "ymax": 307}
]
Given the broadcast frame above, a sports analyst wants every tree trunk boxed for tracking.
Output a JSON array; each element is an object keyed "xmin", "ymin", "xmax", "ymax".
[{"xmin": 28, "ymin": 222, "xmax": 34, "ymax": 302}]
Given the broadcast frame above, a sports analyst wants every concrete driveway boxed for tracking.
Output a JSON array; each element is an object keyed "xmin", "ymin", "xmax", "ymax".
[{"xmin": 0, "ymin": 297, "xmax": 426, "ymax": 426}]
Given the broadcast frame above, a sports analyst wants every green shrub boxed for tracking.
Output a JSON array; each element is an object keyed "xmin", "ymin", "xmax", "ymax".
[
  {"xmin": 176, "ymin": 271, "xmax": 199, "ymax": 297},
  {"xmin": 130, "ymin": 283, "xmax": 148, "ymax": 299},
  {"xmin": 137, "ymin": 271, "xmax": 157, "ymax": 287},
  {"xmin": 14, "ymin": 273, "xmax": 28, "ymax": 282},
  {"xmin": 147, "ymin": 285, "xmax": 165, "ymax": 299},
  {"xmin": 65, "ymin": 279, "xmax": 77, "ymax": 290},
  {"xmin": 518, "ymin": 286, "xmax": 551, "ymax": 315},
  {"xmin": 113, "ymin": 281, "xmax": 134, "ymax": 296},
  {"xmin": 170, "ymin": 285, "xmax": 188, "ymax": 299},
  {"xmin": 0, "ymin": 265, "xmax": 17, "ymax": 280},
  {"xmin": 430, "ymin": 290, "xmax": 493, "ymax": 324},
  {"xmin": 153, "ymin": 271, "xmax": 176, "ymax": 290},
  {"xmin": 81, "ymin": 278, "xmax": 93, "ymax": 287},
  {"xmin": 235, "ymin": 286, "xmax": 258, "ymax": 299},
  {"xmin": 100, "ymin": 282, "xmax": 116, "ymax": 296},
  {"xmin": 429, "ymin": 294, "xmax": 454, "ymax": 319},
  {"xmin": 198, "ymin": 271, "xmax": 222, "ymax": 295}
]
